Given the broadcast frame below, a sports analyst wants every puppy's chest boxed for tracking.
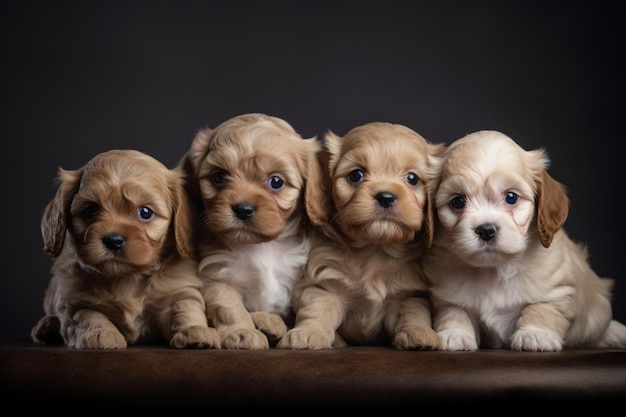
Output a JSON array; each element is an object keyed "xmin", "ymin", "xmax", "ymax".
[{"xmin": 203, "ymin": 237, "xmax": 310, "ymax": 314}]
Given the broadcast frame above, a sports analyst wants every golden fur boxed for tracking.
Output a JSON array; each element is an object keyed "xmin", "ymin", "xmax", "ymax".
[
  {"xmin": 31, "ymin": 149, "xmax": 220, "ymax": 349},
  {"xmin": 179, "ymin": 113, "xmax": 323, "ymax": 349},
  {"xmin": 423, "ymin": 130, "xmax": 626, "ymax": 351},
  {"xmin": 277, "ymin": 122, "xmax": 445, "ymax": 350}
]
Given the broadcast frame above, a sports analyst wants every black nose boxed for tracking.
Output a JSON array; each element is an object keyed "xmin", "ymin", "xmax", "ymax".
[
  {"xmin": 232, "ymin": 203, "xmax": 255, "ymax": 220},
  {"xmin": 476, "ymin": 224, "xmax": 497, "ymax": 241},
  {"xmin": 375, "ymin": 191, "xmax": 396, "ymax": 208},
  {"xmin": 102, "ymin": 234, "xmax": 125, "ymax": 252}
]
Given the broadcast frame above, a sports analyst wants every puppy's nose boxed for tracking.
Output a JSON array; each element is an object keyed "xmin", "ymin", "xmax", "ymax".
[
  {"xmin": 102, "ymin": 234, "xmax": 125, "ymax": 252},
  {"xmin": 232, "ymin": 203, "xmax": 255, "ymax": 220},
  {"xmin": 375, "ymin": 191, "xmax": 397, "ymax": 208},
  {"xmin": 476, "ymin": 224, "xmax": 497, "ymax": 241}
]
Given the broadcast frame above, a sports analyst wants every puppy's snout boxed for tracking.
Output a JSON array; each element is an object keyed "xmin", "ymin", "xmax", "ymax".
[
  {"xmin": 103, "ymin": 234, "xmax": 125, "ymax": 252},
  {"xmin": 375, "ymin": 191, "xmax": 396, "ymax": 208},
  {"xmin": 232, "ymin": 203, "xmax": 255, "ymax": 220},
  {"xmin": 476, "ymin": 224, "xmax": 497, "ymax": 241}
]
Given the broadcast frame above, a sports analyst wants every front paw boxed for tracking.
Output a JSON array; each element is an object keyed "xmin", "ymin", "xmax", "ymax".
[
  {"xmin": 510, "ymin": 328, "xmax": 562, "ymax": 352},
  {"xmin": 276, "ymin": 327, "xmax": 333, "ymax": 350},
  {"xmin": 220, "ymin": 328, "xmax": 269, "ymax": 349},
  {"xmin": 75, "ymin": 328, "xmax": 127, "ymax": 349},
  {"xmin": 393, "ymin": 326, "xmax": 441, "ymax": 350},
  {"xmin": 170, "ymin": 325, "xmax": 221, "ymax": 349},
  {"xmin": 250, "ymin": 311, "xmax": 288, "ymax": 346},
  {"xmin": 438, "ymin": 329, "xmax": 478, "ymax": 351},
  {"xmin": 31, "ymin": 315, "xmax": 64, "ymax": 344}
]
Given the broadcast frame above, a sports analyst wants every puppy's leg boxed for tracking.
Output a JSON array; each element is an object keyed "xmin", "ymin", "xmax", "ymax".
[
  {"xmin": 250, "ymin": 311, "xmax": 289, "ymax": 346},
  {"xmin": 277, "ymin": 285, "xmax": 344, "ymax": 350},
  {"xmin": 388, "ymin": 296, "xmax": 441, "ymax": 350},
  {"xmin": 70, "ymin": 310, "xmax": 128, "ymax": 349},
  {"xmin": 205, "ymin": 282, "xmax": 270, "ymax": 349},
  {"xmin": 433, "ymin": 303, "xmax": 479, "ymax": 351},
  {"xmin": 166, "ymin": 296, "xmax": 221, "ymax": 349},
  {"xmin": 31, "ymin": 315, "xmax": 64, "ymax": 344},
  {"xmin": 510, "ymin": 302, "xmax": 569, "ymax": 351}
]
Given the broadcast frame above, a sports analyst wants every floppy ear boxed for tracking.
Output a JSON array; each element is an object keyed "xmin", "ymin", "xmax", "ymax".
[
  {"xmin": 303, "ymin": 137, "xmax": 328, "ymax": 226},
  {"xmin": 177, "ymin": 128, "xmax": 213, "ymax": 212},
  {"xmin": 41, "ymin": 168, "xmax": 82, "ymax": 258},
  {"xmin": 170, "ymin": 168, "xmax": 196, "ymax": 259},
  {"xmin": 536, "ymin": 169, "xmax": 569, "ymax": 248},
  {"xmin": 420, "ymin": 143, "xmax": 446, "ymax": 250},
  {"xmin": 305, "ymin": 130, "xmax": 341, "ymax": 226}
]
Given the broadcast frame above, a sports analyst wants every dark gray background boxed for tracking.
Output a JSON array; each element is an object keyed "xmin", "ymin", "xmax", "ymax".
[{"xmin": 2, "ymin": 1, "xmax": 624, "ymax": 340}]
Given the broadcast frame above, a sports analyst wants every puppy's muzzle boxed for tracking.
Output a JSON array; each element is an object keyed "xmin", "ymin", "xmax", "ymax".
[
  {"xmin": 476, "ymin": 224, "xmax": 497, "ymax": 241},
  {"xmin": 375, "ymin": 191, "xmax": 396, "ymax": 208},
  {"xmin": 232, "ymin": 203, "xmax": 255, "ymax": 221},
  {"xmin": 103, "ymin": 234, "xmax": 125, "ymax": 252}
]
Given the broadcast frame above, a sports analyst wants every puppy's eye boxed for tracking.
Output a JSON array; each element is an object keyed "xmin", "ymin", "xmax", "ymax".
[
  {"xmin": 450, "ymin": 196, "xmax": 466, "ymax": 210},
  {"xmin": 137, "ymin": 207, "xmax": 154, "ymax": 221},
  {"xmin": 505, "ymin": 192, "xmax": 518, "ymax": 205},
  {"xmin": 406, "ymin": 172, "xmax": 419, "ymax": 186},
  {"xmin": 348, "ymin": 169, "xmax": 365, "ymax": 183},
  {"xmin": 211, "ymin": 170, "xmax": 228, "ymax": 185},
  {"xmin": 268, "ymin": 176, "xmax": 284, "ymax": 190},
  {"xmin": 82, "ymin": 205, "xmax": 100, "ymax": 220}
]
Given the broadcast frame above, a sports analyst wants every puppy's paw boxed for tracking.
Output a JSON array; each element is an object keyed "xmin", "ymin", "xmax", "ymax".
[
  {"xmin": 510, "ymin": 328, "xmax": 563, "ymax": 352},
  {"xmin": 76, "ymin": 328, "xmax": 127, "ymax": 349},
  {"xmin": 438, "ymin": 329, "xmax": 478, "ymax": 351},
  {"xmin": 31, "ymin": 315, "xmax": 64, "ymax": 344},
  {"xmin": 170, "ymin": 325, "xmax": 221, "ymax": 349},
  {"xmin": 250, "ymin": 311, "xmax": 288, "ymax": 346},
  {"xmin": 393, "ymin": 326, "xmax": 441, "ymax": 350},
  {"xmin": 220, "ymin": 328, "xmax": 269, "ymax": 349},
  {"xmin": 276, "ymin": 327, "xmax": 333, "ymax": 350}
]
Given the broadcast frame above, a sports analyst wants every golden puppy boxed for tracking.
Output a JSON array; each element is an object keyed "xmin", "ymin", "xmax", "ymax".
[
  {"xmin": 31, "ymin": 149, "xmax": 220, "ymax": 349},
  {"xmin": 179, "ymin": 113, "xmax": 324, "ymax": 349},
  {"xmin": 423, "ymin": 130, "xmax": 626, "ymax": 351},
  {"xmin": 277, "ymin": 122, "xmax": 444, "ymax": 350}
]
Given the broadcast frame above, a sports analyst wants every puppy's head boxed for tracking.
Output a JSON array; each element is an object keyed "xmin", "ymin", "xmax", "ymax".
[
  {"xmin": 307, "ymin": 122, "xmax": 444, "ymax": 246},
  {"xmin": 41, "ymin": 149, "xmax": 195, "ymax": 276},
  {"xmin": 431, "ymin": 130, "xmax": 569, "ymax": 267},
  {"xmin": 179, "ymin": 113, "xmax": 323, "ymax": 245}
]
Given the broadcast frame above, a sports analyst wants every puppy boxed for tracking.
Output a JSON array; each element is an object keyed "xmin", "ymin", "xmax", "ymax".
[
  {"xmin": 277, "ymin": 122, "xmax": 444, "ymax": 350},
  {"xmin": 31, "ymin": 149, "xmax": 220, "ymax": 349},
  {"xmin": 179, "ymin": 113, "xmax": 324, "ymax": 349},
  {"xmin": 423, "ymin": 130, "xmax": 626, "ymax": 351}
]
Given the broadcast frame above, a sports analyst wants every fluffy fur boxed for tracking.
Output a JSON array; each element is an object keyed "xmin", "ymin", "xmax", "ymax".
[
  {"xmin": 179, "ymin": 113, "xmax": 324, "ymax": 349},
  {"xmin": 423, "ymin": 130, "xmax": 626, "ymax": 351},
  {"xmin": 277, "ymin": 122, "xmax": 445, "ymax": 350},
  {"xmin": 31, "ymin": 149, "xmax": 220, "ymax": 349}
]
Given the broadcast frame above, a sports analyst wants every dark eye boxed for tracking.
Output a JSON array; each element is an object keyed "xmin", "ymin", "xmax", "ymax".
[
  {"xmin": 82, "ymin": 205, "xmax": 99, "ymax": 220},
  {"xmin": 406, "ymin": 172, "xmax": 419, "ymax": 186},
  {"xmin": 268, "ymin": 176, "xmax": 284, "ymax": 190},
  {"xmin": 450, "ymin": 196, "xmax": 466, "ymax": 210},
  {"xmin": 138, "ymin": 207, "xmax": 154, "ymax": 221},
  {"xmin": 505, "ymin": 192, "xmax": 518, "ymax": 205},
  {"xmin": 348, "ymin": 169, "xmax": 365, "ymax": 183},
  {"xmin": 211, "ymin": 170, "xmax": 228, "ymax": 185}
]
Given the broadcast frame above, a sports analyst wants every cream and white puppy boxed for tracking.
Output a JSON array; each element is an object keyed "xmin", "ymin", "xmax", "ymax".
[
  {"xmin": 278, "ymin": 122, "xmax": 444, "ymax": 350},
  {"xmin": 423, "ymin": 130, "xmax": 626, "ymax": 351},
  {"xmin": 31, "ymin": 149, "xmax": 220, "ymax": 349},
  {"xmin": 179, "ymin": 113, "xmax": 323, "ymax": 349}
]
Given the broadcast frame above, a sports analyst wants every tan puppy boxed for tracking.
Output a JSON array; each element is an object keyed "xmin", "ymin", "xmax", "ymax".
[
  {"xmin": 179, "ymin": 113, "xmax": 323, "ymax": 349},
  {"xmin": 277, "ymin": 122, "xmax": 444, "ymax": 350},
  {"xmin": 423, "ymin": 130, "xmax": 626, "ymax": 351},
  {"xmin": 31, "ymin": 149, "xmax": 220, "ymax": 349}
]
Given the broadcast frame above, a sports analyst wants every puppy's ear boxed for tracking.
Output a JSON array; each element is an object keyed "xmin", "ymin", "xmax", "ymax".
[
  {"xmin": 177, "ymin": 128, "xmax": 214, "ymax": 214},
  {"xmin": 421, "ymin": 143, "xmax": 447, "ymax": 250},
  {"xmin": 536, "ymin": 169, "xmax": 569, "ymax": 248},
  {"xmin": 303, "ymin": 137, "xmax": 328, "ymax": 226},
  {"xmin": 41, "ymin": 168, "xmax": 82, "ymax": 258},
  {"xmin": 170, "ymin": 168, "xmax": 196, "ymax": 259},
  {"xmin": 305, "ymin": 130, "xmax": 340, "ymax": 226}
]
